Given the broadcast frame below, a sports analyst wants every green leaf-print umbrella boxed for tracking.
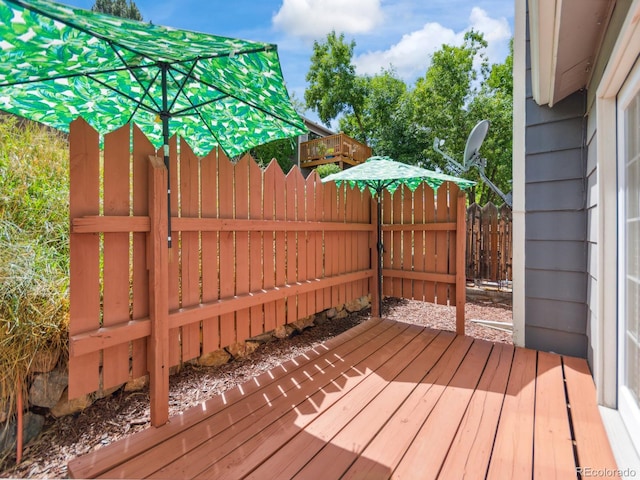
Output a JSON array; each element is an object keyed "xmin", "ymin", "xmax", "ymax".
[
  {"xmin": 0, "ymin": 0, "xmax": 307, "ymax": 245},
  {"xmin": 322, "ymin": 156, "xmax": 475, "ymax": 315}
]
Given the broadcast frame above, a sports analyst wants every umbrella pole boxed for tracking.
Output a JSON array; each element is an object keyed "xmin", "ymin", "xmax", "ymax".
[
  {"xmin": 161, "ymin": 63, "xmax": 172, "ymax": 248},
  {"xmin": 377, "ymin": 194, "xmax": 383, "ymax": 317}
]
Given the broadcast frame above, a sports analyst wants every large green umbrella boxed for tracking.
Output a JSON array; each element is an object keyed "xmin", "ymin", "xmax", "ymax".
[
  {"xmin": 322, "ymin": 155, "xmax": 475, "ymax": 315},
  {"xmin": 0, "ymin": 0, "xmax": 307, "ymax": 244}
]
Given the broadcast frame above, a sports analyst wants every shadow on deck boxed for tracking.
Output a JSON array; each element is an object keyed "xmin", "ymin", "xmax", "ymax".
[{"xmin": 68, "ymin": 317, "xmax": 617, "ymax": 479}]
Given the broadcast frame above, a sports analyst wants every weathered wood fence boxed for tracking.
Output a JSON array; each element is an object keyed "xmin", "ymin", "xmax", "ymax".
[
  {"xmin": 466, "ymin": 202, "xmax": 512, "ymax": 284},
  {"xmin": 68, "ymin": 119, "xmax": 467, "ymax": 425}
]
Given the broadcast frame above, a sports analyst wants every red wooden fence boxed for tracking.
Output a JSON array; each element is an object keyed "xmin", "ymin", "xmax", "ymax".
[
  {"xmin": 68, "ymin": 119, "xmax": 467, "ymax": 425},
  {"xmin": 466, "ymin": 202, "xmax": 512, "ymax": 284}
]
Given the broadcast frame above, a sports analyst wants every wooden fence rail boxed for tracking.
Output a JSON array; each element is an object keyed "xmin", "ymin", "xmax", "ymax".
[
  {"xmin": 466, "ymin": 202, "xmax": 512, "ymax": 284},
  {"xmin": 68, "ymin": 119, "xmax": 467, "ymax": 425}
]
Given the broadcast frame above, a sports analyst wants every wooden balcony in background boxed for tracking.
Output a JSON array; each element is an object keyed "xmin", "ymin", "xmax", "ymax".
[
  {"xmin": 68, "ymin": 317, "xmax": 618, "ymax": 479},
  {"xmin": 300, "ymin": 133, "xmax": 372, "ymax": 169}
]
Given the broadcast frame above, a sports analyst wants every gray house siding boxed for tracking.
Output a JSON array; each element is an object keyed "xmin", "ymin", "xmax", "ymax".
[{"xmin": 524, "ymin": 12, "xmax": 588, "ymax": 357}]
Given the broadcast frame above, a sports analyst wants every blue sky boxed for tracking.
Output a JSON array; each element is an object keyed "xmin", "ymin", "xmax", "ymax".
[{"xmin": 62, "ymin": 0, "xmax": 514, "ymax": 124}]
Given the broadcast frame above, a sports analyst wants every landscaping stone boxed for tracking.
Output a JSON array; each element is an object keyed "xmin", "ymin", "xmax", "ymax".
[
  {"xmin": 314, "ymin": 311, "xmax": 329, "ymax": 325},
  {"xmin": 249, "ymin": 332, "xmax": 275, "ymax": 345},
  {"xmin": 274, "ymin": 324, "xmax": 297, "ymax": 339},
  {"xmin": 50, "ymin": 388, "xmax": 93, "ymax": 418},
  {"xmin": 95, "ymin": 383, "xmax": 123, "ymax": 400},
  {"xmin": 325, "ymin": 308, "xmax": 338, "ymax": 319},
  {"xmin": 293, "ymin": 315, "xmax": 315, "ymax": 332},
  {"xmin": 29, "ymin": 368, "xmax": 68, "ymax": 408},
  {"xmin": 335, "ymin": 309, "xmax": 349, "ymax": 320},
  {"xmin": 227, "ymin": 341, "xmax": 260, "ymax": 359},
  {"xmin": 0, "ymin": 412, "xmax": 45, "ymax": 455},
  {"xmin": 124, "ymin": 375, "xmax": 149, "ymax": 392},
  {"xmin": 197, "ymin": 349, "xmax": 231, "ymax": 367}
]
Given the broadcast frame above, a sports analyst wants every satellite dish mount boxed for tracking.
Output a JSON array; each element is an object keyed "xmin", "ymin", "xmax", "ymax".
[{"xmin": 433, "ymin": 120, "xmax": 512, "ymax": 206}]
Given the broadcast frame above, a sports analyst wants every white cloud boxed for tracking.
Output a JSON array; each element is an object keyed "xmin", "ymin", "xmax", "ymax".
[
  {"xmin": 353, "ymin": 7, "xmax": 511, "ymax": 83},
  {"xmin": 272, "ymin": 0, "xmax": 384, "ymax": 40},
  {"xmin": 354, "ymin": 23, "xmax": 460, "ymax": 81}
]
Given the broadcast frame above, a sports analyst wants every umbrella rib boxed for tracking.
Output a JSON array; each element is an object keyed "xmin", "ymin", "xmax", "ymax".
[
  {"xmin": 107, "ymin": 41, "xmax": 163, "ymax": 113},
  {"xmin": 165, "ymin": 61, "xmax": 200, "ymax": 113},
  {"xmin": 84, "ymin": 74, "xmax": 158, "ymax": 116}
]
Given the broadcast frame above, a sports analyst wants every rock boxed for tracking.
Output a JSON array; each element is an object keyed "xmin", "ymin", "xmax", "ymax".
[
  {"xmin": 335, "ymin": 309, "xmax": 349, "ymax": 320},
  {"xmin": 345, "ymin": 299, "xmax": 362, "ymax": 313},
  {"xmin": 249, "ymin": 332, "xmax": 275, "ymax": 345},
  {"xmin": 274, "ymin": 324, "xmax": 297, "ymax": 339},
  {"xmin": 198, "ymin": 348, "xmax": 231, "ymax": 367},
  {"xmin": 293, "ymin": 315, "xmax": 315, "ymax": 332},
  {"xmin": 314, "ymin": 312, "xmax": 329, "ymax": 325},
  {"xmin": 29, "ymin": 349, "xmax": 61, "ymax": 373},
  {"xmin": 226, "ymin": 341, "xmax": 260, "ymax": 358},
  {"xmin": 29, "ymin": 368, "xmax": 68, "ymax": 408},
  {"xmin": 95, "ymin": 383, "xmax": 123, "ymax": 400},
  {"xmin": 0, "ymin": 412, "xmax": 45, "ymax": 454},
  {"xmin": 124, "ymin": 375, "xmax": 149, "ymax": 392},
  {"xmin": 325, "ymin": 308, "xmax": 338, "ymax": 319},
  {"xmin": 49, "ymin": 388, "xmax": 93, "ymax": 418}
]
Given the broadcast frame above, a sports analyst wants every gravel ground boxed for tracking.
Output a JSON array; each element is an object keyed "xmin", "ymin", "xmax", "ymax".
[{"xmin": 0, "ymin": 296, "xmax": 512, "ymax": 479}]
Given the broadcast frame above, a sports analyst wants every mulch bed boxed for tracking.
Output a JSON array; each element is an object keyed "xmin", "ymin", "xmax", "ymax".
[{"xmin": 0, "ymin": 296, "xmax": 512, "ymax": 479}]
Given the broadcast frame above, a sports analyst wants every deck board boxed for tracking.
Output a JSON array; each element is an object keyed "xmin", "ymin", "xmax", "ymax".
[{"xmin": 68, "ymin": 318, "xmax": 618, "ymax": 479}]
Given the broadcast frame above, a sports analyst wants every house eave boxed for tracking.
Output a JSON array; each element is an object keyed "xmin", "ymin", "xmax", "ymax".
[{"xmin": 529, "ymin": 0, "xmax": 614, "ymax": 107}]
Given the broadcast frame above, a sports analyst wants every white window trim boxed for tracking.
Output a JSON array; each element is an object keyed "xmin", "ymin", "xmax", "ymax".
[
  {"xmin": 512, "ymin": 0, "xmax": 526, "ymax": 347},
  {"xmin": 595, "ymin": 0, "xmax": 640, "ymax": 407}
]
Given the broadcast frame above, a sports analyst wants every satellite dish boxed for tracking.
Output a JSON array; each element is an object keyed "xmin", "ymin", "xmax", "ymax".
[{"xmin": 463, "ymin": 120, "xmax": 490, "ymax": 167}]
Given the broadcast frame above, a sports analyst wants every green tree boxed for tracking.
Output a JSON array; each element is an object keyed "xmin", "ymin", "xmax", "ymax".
[
  {"xmin": 467, "ymin": 40, "xmax": 513, "ymax": 204},
  {"xmin": 412, "ymin": 30, "xmax": 489, "ymax": 172},
  {"xmin": 305, "ymin": 31, "xmax": 367, "ymax": 142},
  {"xmin": 251, "ymin": 137, "xmax": 297, "ymax": 173},
  {"xmin": 92, "ymin": 0, "xmax": 143, "ymax": 20}
]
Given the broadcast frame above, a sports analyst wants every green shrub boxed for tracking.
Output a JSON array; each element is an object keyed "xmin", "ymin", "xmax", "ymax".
[
  {"xmin": 315, "ymin": 163, "xmax": 342, "ymax": 178},
  {"xmin": 0, "ymin": 115, "xmax": 69, "ymax": 415}
]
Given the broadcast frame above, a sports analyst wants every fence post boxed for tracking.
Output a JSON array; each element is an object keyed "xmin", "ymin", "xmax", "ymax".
[
  {"xmin": 147, "ymin": 155, "xmax": 170, "ymax": 427},
  {"xmin": 370, "ymin": 195, "xmax": 381, "ymax": 317},
  {"xmin": 456, "ymin": 190, "xmax": 467, "ymax": 335}
]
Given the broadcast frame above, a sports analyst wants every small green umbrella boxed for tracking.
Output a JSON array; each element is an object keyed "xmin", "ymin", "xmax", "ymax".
[
  {"xmin": 322, "ymin": 155, "xmax": 475, "ymax": 315},
  {"xmin": 0, "ymin": 0, "xmax": 307, "ymax": 245}
]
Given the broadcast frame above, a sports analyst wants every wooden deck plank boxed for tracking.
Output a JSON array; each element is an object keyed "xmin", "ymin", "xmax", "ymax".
[
  {"xmin": 252, "ymin": 330, "xmax": 454, "ymax": 480},
  {"xmin": 292, "ymin": 331, "xmax": 460, "ymax": 480},
  {"xmin": 340, "ymin": 335, "xmax": 475, "ymax": 479},
  {"xmin": 533, "ymin": 351, "xmax": 577, "ymax": 479},
  {"xmin": 178, "ymin": 324, "xmax": 424, "ymax": 480},
  {"xmin": 105, "ymin": 321, "xmax": 411, "ymax": 479},
  {"xmin": 391, "ymin": 339, "xmax": 494, "ymax": 479},
  {"xmin": 69, "ymin": 320, "xmax": 619, "ymax": 480},
  {"xmin": 437, "ymin": 343, "xmax": 515, "ymax": 479},
  {"xmin": 563, "ymin": 356, "xmax": 618, "ymax": 472},
  {"xmin": 69, "ymin": 318, "xmax": 384, "ymax": 479},
  {"xmin": 486, "ymin": 347, "xmax": 537, "ymax": 480},
  {"xmin": 99, "ymin": 319, "xmax": 397, "ymax": 479},
  {"xmin": 246, "ymin": 328, "xmax": 449, "ymax": 480}
]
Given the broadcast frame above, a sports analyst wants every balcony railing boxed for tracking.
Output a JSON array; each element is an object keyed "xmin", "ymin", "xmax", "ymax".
[{"xmin": 300, "ymin": 133, "xmax": 372, "ymax": 168}]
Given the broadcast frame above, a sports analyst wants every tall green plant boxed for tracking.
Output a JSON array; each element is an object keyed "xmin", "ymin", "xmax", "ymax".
[{"xmin": 0, "ymin": 115, "xmax": 69, "ymax": 422}]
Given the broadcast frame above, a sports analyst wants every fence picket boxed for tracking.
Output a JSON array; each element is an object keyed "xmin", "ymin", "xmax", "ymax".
[
  {"xmin": 382, "ymin": 189, "xmax": 393, "ymax": 297},
  {"xmin": 131, "ymin": 125, "xmax": 151, "ymax": 379},
  {"xmin": 435, "ymin": 184, "xmax": 449, "ymax": 305},
  {"xmin": 262, "ymin": 162, "xmax": 277, "ymax": 332},
  {"xmin": 273, "ymin": 164, "xmax": 287, "ymax": 327},
  {"xmin": 296, "ymin": 170, "xmax": 308, "ymax": 319},
  {"xmin": 166, "ymin": 136, "xmax": 181, "ymax": 367},
  {"xmin": 234, "ymin": 156, "xmax": 251, "ymax": 342},
  {"xmin": 413, "ymin": 184, "xmax": 426, "ymax": 302},
  {"xmin": 424, "ymin": 187, "xmax": 436, "ymax": 303},
  {"xmin": 201, "ymin": 149, "xmax": 219, "ymax": 354},
  {"xmin": 102, "ymin": 124, "xmax": 132, "ymax": 389},
  {"xmin": 68, "ymin": 118, "xmax": 101, "ymax": 398},
  {"xmin": 402, "ymin": 185, "xmax": 413, "ymax": 299},
  {"xmin": 218, "ymin": 152, "xmax": 236, "ymax": 347},
  {"xmin": 249, "ymin": 158, "xmax": 264, "ymax": 337}
]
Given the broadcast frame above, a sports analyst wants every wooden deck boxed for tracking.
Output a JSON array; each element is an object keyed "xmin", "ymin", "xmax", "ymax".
[{"xmin": 68, "ymin": 318, "xmax": 618, "ymax": 479}]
